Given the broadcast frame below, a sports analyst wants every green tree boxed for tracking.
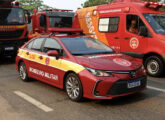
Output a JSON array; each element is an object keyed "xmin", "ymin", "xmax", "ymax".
[
  {"xmin": 18, "ymin": 0, "xmax": 53, "ymax": 13},
  {"xmin": 82, "ymin": 0, "xmax": 113, "ymax": 8}
]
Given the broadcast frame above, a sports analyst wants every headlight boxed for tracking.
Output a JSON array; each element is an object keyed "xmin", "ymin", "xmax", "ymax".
[{"xmin": 86, "ymin": 67, "xmax": 113, "ymax": 77}]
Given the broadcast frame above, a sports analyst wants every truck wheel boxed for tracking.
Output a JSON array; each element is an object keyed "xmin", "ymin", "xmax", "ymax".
[
  {"xmin": 65, "ymin": 73, "xmax": 83, "ymax": 102},
  {"xmin": 19, "ymin": 62, "xmax": 29, "ymax": 82},
  {"xmin": 144, "ymin": 56, "xmax": 164, "ymax": 77}
]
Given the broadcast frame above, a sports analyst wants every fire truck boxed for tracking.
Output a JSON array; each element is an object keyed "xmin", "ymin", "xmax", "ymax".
[
  {"xmin": 0, "ymin": 0, "xmax": 31, "ymax": 57},
  {"xmin": 73, "ymin": 0, "xmax": 165, "ymax": 77},
  {"xmin": 31, "ymin": 9, "xmax": 75, "ymax": 34}
]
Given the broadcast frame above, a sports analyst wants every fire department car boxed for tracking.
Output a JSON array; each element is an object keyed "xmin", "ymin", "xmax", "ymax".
[
  {"xmin": 73, "ymin": 0, "xmax": 165, "ymax": 77},
  {"xmin": 16, "ymin": 30, "xmax": 147, "ymax": 101}
]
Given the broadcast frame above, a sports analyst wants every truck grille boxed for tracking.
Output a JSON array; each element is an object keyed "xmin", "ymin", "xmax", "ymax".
[
  {"xmin": 0, "ymin": 30, "xmax": 24, "ymax": 39},
  {"xmin": 107, "ymin": 76, "xmax": 147, "ymax": 95}
]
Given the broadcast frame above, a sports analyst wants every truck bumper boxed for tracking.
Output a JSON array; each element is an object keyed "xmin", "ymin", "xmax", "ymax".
[{"xmin": 0, "ymin": 38, "xmax": 28, "ymax": 56}]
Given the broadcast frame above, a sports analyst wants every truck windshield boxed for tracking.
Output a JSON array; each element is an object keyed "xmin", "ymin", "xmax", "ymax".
[
  {"xmin": 143, "ymin": 14, "xmax": 165, "ymax": 33},
  {"xmin": 61, "ymin": 37, "xmax": 114, "ymax": 56},
  {"xmin": 0, "ymin": 8, "xmax": 25, "ymax": 25},
  {"xmin": 49, "ymin": 17, "xmax": 73, "ymax": 28}
]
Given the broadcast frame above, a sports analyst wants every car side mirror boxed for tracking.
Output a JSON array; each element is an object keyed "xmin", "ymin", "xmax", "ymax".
[
  {"xmin": 139, "ymin": 26, "xmax": 148, "ymax": 37},
  {"xmin": 47, "ymin": 50, "xmax": 59, "ymax": 59}
]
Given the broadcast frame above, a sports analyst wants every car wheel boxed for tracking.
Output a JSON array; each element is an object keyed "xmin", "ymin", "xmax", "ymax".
[
  {"xmin": 144, "ymin": 56, "xmax": 164, "ymax": 77},
  {"xmin": 19, "ymin": 62, "xmax": 29, "ymax": 82},
  {"xmin": 65, "ymin": 73, "xmax": 83, "ymax": 102}
]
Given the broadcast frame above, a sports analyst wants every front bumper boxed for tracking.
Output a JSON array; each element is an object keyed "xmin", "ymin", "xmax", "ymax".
[{"xmin": 79, "ymin": 70, "xmax": 147, "ymax": 100}]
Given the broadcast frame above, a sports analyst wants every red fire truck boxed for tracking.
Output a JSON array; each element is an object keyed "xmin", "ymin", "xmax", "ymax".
[
  {"xmin": 73, "ymin": 0, "xmax": 165, "ymax": 77},
  {"xmin": 31, "ymin": 9, "xmax": 75, "ymax": 34},
  {"xmin": 0, "ymin": 0, "xmax": 31, "ymax": 57}
]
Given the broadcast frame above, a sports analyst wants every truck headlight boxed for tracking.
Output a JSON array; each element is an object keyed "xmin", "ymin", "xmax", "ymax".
[{"xmin": 86, "ymin": 67, "xmax": 113, "ymax": 77}]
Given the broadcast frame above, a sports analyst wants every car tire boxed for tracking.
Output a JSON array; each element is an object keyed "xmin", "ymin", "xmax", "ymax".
[
  {"xmin": 19, "ymin": 62, "xmax": 30, "ymax": 82},
  {"xmin": 144, "ymin": 56, "xmax": 164, "ymax": 77},
  {"xmin": 65, "ymin": 73, "xmax": 83, "ymax": 102}
]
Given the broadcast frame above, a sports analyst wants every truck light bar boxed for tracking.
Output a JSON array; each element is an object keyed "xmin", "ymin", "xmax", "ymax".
[{"xmin": 144, "ymin": 1, "xmax": 165, "ymax": 9}]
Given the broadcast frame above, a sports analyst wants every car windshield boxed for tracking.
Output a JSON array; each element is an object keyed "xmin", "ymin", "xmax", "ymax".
[
  {"xmin": 143, "ymin": 13, "xmax": 165, "ymax": 33},
  {"xmin": 0, "ymin": 8, "xmax": 25, "ymax": 25},
  {"xmin": 49, "ymin": 16, "xmax": 73, "ymax": 28},
  {"xmin": 61, "ymin": 37, "xmax": 114, "ymax": 56}
]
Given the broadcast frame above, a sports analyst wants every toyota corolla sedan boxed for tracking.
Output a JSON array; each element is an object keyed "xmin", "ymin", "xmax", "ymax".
[{"xmin": 16, "ymin": 34, "xmax": 147, "ymax": 102}]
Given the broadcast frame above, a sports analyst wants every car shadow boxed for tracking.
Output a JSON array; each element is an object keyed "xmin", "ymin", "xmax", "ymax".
[
  {"xmin": 81, "ymin": 88, "xmax": 161, "ymax": 106},
  {"xmin": 20, "ymin": 77, "xmax": 163, "ymax": 106}
]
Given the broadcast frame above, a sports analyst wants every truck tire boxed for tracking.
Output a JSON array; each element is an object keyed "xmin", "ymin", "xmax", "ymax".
[
  {"xmin": 19, "ymin": 62, "xmax": 30, "ymax": 82},
  {"xmin": 144, "ymin": 56, "xmax": 164, "ymax": 77},
  {"xmin": 65, "ymin": 73, "xmax": 83, "ymax": 102}
]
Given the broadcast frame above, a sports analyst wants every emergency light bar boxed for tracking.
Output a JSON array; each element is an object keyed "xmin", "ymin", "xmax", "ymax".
[{"xmin": 144, "ymin": 1, "xmax": 165, "ymax": 9}]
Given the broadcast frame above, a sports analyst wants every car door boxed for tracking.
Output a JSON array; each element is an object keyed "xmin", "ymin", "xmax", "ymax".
[
  {"xmin": 41, "ymin": 38, "xmax": 65, "ymax": 85},
  {"xmin": 121, "ymin": 14, "xmax": 150, "ymax": 57},
  {"xmin": 26, "ymin": 37, "xmax": 46, "ymax": 80}
]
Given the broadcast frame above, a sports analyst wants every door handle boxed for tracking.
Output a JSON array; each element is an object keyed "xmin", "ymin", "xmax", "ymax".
[
  {"xmin": 114, "ymin": 37, "xmax": 119, "ymax": 39},
  {"xmin": 26, "ymin": 52, "xmax": 29, "ymax": 55},
  {"xmin": 124, "ymin": 37, "xmax": 130, "ymax": 40},
  {"xmin": 39, "ymin": 56, "xmax": 43, "ymax": 60}
]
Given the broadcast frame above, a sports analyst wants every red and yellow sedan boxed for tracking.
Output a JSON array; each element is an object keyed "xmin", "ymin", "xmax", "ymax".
[{"xmin": 16, "ymin": 34, "xmax": 147, "ymax": 102}]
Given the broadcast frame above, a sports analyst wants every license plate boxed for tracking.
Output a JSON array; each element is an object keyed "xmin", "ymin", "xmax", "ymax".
[
  {"xmin": 4, "ymin": 46, "xmax": 14, "ymax": 51},
  {"xmin": 127, "ymin": 80, "xmax": 141, "ymax": 89}
]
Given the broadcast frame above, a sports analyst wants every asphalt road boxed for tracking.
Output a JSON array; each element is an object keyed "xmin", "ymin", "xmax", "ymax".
[{"xmin": 0, "ymin": 57, "xmax": 165, "ymax": 120}]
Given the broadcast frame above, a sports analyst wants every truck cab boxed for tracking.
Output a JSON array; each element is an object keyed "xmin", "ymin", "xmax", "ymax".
[
  {"xmin": 73, "ymin": 0, "xmax": 165, "ymax": 77},
  {"xmin": 0, "ymin": 0, "xmax": 31, "ymax": 57},
  {"xmin": 31, "ymin": 9, "xmax": 75, "ymax": 34}
]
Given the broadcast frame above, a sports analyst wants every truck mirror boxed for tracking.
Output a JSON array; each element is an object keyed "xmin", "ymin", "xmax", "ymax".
[{"xmin": 139, "ymin": 26, "xmax": 148, "ymax": 37}]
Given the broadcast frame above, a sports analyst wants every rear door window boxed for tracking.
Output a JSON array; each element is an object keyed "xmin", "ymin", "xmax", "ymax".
[
  {"xmin": 31, "ymin": 38, "xmax": 45, "ymax": 51},
  {"xmin": 43, "ymin": 38, "xmax": 62, "ymax": 53}
]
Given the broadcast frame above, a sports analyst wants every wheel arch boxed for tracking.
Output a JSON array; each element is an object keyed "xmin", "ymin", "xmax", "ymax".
[
  {"xmin": 143, "ymin": 52, "xmax": 164, "ymax": 64},
  {"xmin": 63, "ymin": 70, "xmax": 77, "ymax": 90}
]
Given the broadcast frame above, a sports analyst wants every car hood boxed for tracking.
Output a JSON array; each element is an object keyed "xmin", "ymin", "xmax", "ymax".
[{"xmin": 75, "ymin": 53, "xmax": 142, "ymax": 71}]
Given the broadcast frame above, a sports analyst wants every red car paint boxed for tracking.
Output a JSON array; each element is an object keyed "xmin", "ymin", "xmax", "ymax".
[{"xmin": 16, "ymin": 34, "xmax": 147, "ymax": 100}]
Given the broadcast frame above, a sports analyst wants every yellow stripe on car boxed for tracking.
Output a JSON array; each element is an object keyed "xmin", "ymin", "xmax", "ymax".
[{"xmin": 18, "ymin": 49, "xmax": 85, "ymax": 74}]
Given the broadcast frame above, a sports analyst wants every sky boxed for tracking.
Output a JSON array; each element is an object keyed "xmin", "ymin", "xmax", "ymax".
[{"xmin": 43, "ymin": 0, "xmax": 87, "ymax": 11}]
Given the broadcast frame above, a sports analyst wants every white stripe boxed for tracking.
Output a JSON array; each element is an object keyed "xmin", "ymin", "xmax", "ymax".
[
  {"xmin": 14, "ymin": 91, "xmax": 53, "ymax": 112},
  {"xmin": 147, "ymin": 86, "xmax": 165, "ymax": 92}
]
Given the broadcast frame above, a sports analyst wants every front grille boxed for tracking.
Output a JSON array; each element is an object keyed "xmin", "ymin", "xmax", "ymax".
[
  {"xmin": 0, "ymin": 30, "xmax": 24, "ymax": 39},
  {"xmin": 107, "ymin": 76, "xmax": 147, "ymax": 95}
]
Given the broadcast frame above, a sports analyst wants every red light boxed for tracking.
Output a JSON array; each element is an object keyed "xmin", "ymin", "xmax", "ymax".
[{"xmin": 124, "ymin": 7, "xmax": 130, "ymax": 13}]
